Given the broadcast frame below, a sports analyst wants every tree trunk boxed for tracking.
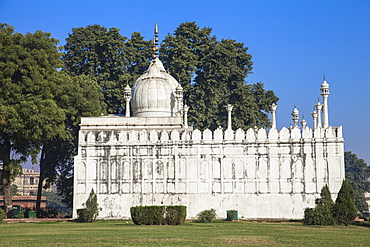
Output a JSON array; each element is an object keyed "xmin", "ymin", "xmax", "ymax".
[
  {"xmin": 36, "ymin": 146, "xmax": 46, "ymax": 218},
  {"xmin": 2, "ymin": 169, "xmax": 13, "ymax": 218},
  {"xmin": 0, "ymin": 140, "xmax": 13, "ymax": 218}
]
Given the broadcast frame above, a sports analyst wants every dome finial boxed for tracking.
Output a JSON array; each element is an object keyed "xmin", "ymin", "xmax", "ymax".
[{"xmin": 152, "ymin": 22, "xmax": 159, "ymax": 60}]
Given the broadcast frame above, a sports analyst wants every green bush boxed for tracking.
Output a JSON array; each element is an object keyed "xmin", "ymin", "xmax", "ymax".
[
  {"xmin": 77, "ymin": 189, "xmax": 99, "ymax": 223},
  {"xmin": 165, "ymin": 206, "xmax": 187, "ymax": 225},
  {"xmin": 130, "ymin": 205, "xmax": 187, "ymax": 225},
  {"xmin": 197, "ymin": 208, "xmax": 216, "ymax": 223},
  {"xmin": 0, "ymin": 208, "xmax": 5, "ymax": 222},
  {"xmin": 303, "ymin": 185, "xmax": 336, "ymax": 225},
  {"xmin": 77, "ymin": 208, "xmax": 88, "ymax": 222},
  {"xmin": 226, "ymin": 210, "xmax": 236, "ymax": 222},
  {"xmin": 130, "ymin": 206, "xmax": 166, "ymax": 225}
]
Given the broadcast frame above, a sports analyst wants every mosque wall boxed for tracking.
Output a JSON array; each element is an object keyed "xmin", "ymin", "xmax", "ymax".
[{"xmin": 73, "ymin": 124, "xmax": 344, "ymax": 219}]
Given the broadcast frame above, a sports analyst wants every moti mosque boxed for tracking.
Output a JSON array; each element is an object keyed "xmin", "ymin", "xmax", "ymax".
[{"xmin": 73, "ymin": 26, "xmax": 344, "ymax": 219}]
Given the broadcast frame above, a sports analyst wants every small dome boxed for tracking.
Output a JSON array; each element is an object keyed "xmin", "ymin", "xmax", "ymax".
[
  {"xmin": 131, "ymin": 58, "xmax": 179, "ymax": 117},
  {"xmin": 321, "ymin": 79, "xmax": 329, "ymax": 89},
  {"xmin": 293, "ymin": 107, "xmax": 299, "ymax": 115}
]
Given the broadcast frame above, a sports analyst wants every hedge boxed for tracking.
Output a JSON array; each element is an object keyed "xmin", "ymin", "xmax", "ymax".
[
  {"xmin": 165, "ymin": 206, "xmax": 187, "ymax": 225},
  {"xmin": 130, "ymin": 205, "xmax": 187, "ymax": 225}
]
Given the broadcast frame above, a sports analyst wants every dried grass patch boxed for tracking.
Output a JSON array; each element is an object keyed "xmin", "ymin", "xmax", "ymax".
[{"xmin": 222, "ymin": 236, "xmax": 281, "ymax": 245}]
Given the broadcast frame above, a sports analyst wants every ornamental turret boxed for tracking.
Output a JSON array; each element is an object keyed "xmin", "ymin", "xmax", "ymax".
[
  {"xmin": 320, "ymin": 76, "xmax": 330, "ymax": 128},
  {"xmin": 291, "ymin": 105, "xmax": 299, "ymax": 127}
]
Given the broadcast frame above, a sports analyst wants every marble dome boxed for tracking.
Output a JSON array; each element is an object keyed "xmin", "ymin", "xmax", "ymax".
[{"xmin": 131, "ymin": 57, "xmax": 180, "ymax": 117}]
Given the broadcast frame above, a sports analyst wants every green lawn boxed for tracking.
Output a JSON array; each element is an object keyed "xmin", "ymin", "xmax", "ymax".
[{"xmin": 0, "ymin": 220, "xmax": 369, "ymax": 246}]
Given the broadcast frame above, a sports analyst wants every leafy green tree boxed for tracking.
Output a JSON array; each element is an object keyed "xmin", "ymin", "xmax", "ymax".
[
  {"xmin": 345, "ymin": 151, "xmax": 370, "ymax": 211},
  {"xmin": 35, "ymin": 74, "xmax": 105, "ymax": 215},
  {"xmin": 0, "ymin": 24, "xmax": 67, "ymax": 217},
  {"xmin": 62, "ymin": 25, "xmax": 151, "ymax": 113},
  {"xmin": 334, "ymin": 179, "xmax": 358, "ymax": 227},
  {"xmin": 160, "ymin": 22, "xmax": 278, "ymax": 130},
  {"xmin": 160, "ymin": 22, "xmax": 214, "ymax": 94},
  {"xmin": 303, "ymin": 185, "xmax": 336, "ymax": 225}
]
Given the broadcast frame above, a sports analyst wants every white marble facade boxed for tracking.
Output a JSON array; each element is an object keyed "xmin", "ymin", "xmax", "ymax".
[
  {"xmin": 73, "ymin": 116, "xmax": 344, "ymax": 219},
  {"xmin": 73, "ymin": 35, "xmax": 344, "ymax": 219}
]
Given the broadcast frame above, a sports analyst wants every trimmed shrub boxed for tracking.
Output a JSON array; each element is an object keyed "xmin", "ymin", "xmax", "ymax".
[
  {"xmin": 130, "ymin": 206, "xmax": 166, "ymax": 225},
  {"xmin": 77, "ymin": 189, "xmax": 99, "ymax": 222},
  {"xmin": 197, "ymin": 208, "xmax": 216, "ymax": 223},
  {"xmin": 226, "ymin": 210, "xmax": 236, "ymax": 222},
  {"xmin": 165, "ymin": 206, "xmax": 187, "ymax": 225},
  {"xmin": 77, "ymin": 208, "xmax": 88, "ymax": 222}
]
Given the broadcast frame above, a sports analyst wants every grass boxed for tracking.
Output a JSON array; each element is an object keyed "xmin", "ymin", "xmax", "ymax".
[{"xmin": 0, "ymin": 220, "xmax": 369, "ymax": 246}]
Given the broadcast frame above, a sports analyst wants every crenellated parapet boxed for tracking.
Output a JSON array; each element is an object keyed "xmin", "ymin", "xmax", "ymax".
[{"xmin": 79, "ymin": 125, "xmax": 343, "ymax": 146}]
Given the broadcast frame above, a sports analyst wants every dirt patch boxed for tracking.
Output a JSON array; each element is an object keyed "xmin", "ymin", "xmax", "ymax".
[
  {"xmin": 134, "ymin": 238, "xmax": 191, "ymax": 243},
  {"xmin": 223, "ymin": 236, "xmax": 281, "ymax": 245}
]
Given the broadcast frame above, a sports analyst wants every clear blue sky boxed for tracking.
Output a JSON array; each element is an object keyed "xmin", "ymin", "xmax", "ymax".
[{"xmin": 1, "ymin": 0, "xmax": 369, "ymax": 166}]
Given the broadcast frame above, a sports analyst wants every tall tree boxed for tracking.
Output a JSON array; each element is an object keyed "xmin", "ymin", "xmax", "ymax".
[
  {"xmin": 62, "ymin": 25, "xmax": 151, "ymax": 114},
  {"xmin": 160, "ymin": 22, "xmax": 278, "ymax": 130},
  {"xmin": 334, "ymin": 179, "xmax": 358, "ymax": 227},
  {"xmin": 0, "ymin": 24, "xmax": 66, "ymax": 217},
  {"xmin": 35, "ymin": 74, "xmax": 105, "ymax": 215},
  {"xmin": 344, "ymin": 151, "xmax": 370, "ymax": 211},
  {"xmin": 160, "ymin": 22, "xmax": 214, "ymax": 94}
]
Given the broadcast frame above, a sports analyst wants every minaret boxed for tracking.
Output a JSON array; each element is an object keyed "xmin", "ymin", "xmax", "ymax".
[
  {"xmin": 315, "ymin": 100, "xmax": 322, "ymax": 128},
  {"xmin": 184, "ymin": 104, "xmax": 189, "ymax": 128},
  {"xmin": 291, "ymin": 105, "xmax": 299, "ymax": 128},
  {"xmin": 300, "ymin": 116, "xmax": 307, "ymax": 128},
  {"xmin": 175, "ymin": 83, "xmax": 184, "ymax": 117},
  {"xmin": 311, "ymin": 110, "xmax": 318, "ymax": 129},
  {"xmin": 271, "ymin": 103, "xmax": 278, "ymax": 129},
  {"xmin": 124, "ymin": 84, "xmax": 132, "ymax": 117},
  {"xmin": 225, "ymin": 104, "xmax": 233, "ymax": 130},
  {"xmin": 320, "ymin": 76, "xmax": 330, "ymax": 128}
]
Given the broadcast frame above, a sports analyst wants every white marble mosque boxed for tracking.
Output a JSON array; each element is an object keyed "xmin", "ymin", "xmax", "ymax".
[{"xmin": 73, "ymin": 26, "xmax": 344, "ymax": 219}]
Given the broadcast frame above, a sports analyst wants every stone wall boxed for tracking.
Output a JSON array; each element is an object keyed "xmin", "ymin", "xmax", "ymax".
[{"xmin": 74, "ymin": 122, "xmax": 344, "ymax": 219}]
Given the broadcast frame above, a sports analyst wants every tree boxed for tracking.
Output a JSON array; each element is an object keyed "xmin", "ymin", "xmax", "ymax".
[
  {"xmin": 160, "ymin": 22, "xmax": 278, "ymax": 130},
  {"xmin": 303, "ymin": 185, "xmax": 336, "ymax": 225},
  {"xmin": 344, "ymin": 151, "xmax": 370, "ymax": 211},
  {"xmin": 333, "ymin": 179, "xmax": 358, "ymax": 227},
  {"xmin": 35, "ymin": 74, "xmax": 105, "ymax": 215},
  {"xmin": 0, "ymin": 24, "xmax": 67, "ymax": 217},
  {"xmin": 62, "ymin": 25, "xmax": 151, "ymax": 114},
  {"xmin": 77, "ymin": 189, "xmax": 99, "ymax": 222},
  {"xmin": 43, "ymin": 191, "xmax": 70, "ymax": 215}
]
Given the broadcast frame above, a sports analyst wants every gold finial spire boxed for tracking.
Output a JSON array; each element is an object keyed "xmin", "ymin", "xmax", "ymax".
[{"xmin": 152, "ymin": 22, "xmax": 159, "ymax": 60}]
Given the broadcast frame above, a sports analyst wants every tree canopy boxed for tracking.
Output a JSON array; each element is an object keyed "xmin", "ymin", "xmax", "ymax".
[
  {"xmin": 35, "ymin": 74, "xmax": 105, "ymax": 213},
  {"xmin": 345, "ymin": 151, "xmax": 370, "ymax": 211},
  {"xmin": 62, "ymin": 25, "xmax": 152, "ymax": 114},
  {"xmin": 160, "ymin": 22, "xmax": 278, "ymax": 130},
  {"xmin": 0, "ymin": 23, "xmax": 67, "ymax": 216},
  {"xmin": 63, "ymin": 22, "xmax": 278, "ymax": 130}
]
